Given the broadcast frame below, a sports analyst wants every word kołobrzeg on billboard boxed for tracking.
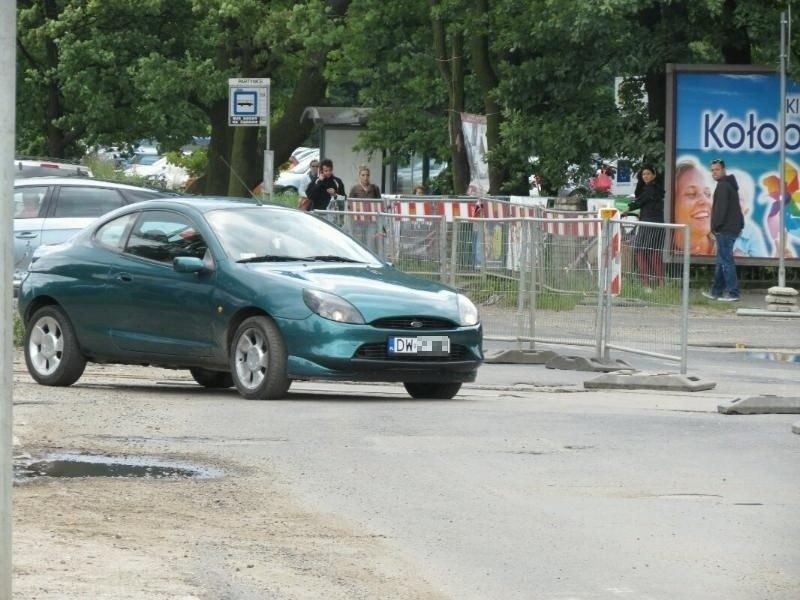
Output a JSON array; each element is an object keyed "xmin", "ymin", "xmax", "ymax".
[{"xmin": 668, "ymin": 65, "xmax": 800, "ymax": 262}]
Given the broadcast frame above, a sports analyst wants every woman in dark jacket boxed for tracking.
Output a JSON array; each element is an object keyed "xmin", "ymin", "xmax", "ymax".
[{"xmin": 624, "ymin": 165, "xmax": 665, "ymax": 289}]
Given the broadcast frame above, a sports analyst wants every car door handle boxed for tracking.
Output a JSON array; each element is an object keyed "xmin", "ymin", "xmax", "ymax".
[
  {"xmin": 116, "ymin": 273, "xmax": 134, "ymax": 283},
  {"xmin": 15, "ymin": 232, "xmax": 38, "ymax": 239}
]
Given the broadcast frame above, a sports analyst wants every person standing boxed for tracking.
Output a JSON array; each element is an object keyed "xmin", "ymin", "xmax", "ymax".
[
  {"xmin": 305, "ymin": 158, "xmax": 345, "ymax": 211},
  {"xmin": 349, "ymin": 165, "xmax": 381, "ymax": 199},
  {"xmin": 702, "ymin": 159, "xmax": 744, "ymax": 302},
  {"xmin": 297, "ymin": 159, "xmax": 320, "ymax": 211},
  {"xmin": 348, "ymin": 165, "xmax": 383, "ymax": 254},
  {"xmin": 623, "ymin": 164, "xmax": 664, "ymax": 290}
]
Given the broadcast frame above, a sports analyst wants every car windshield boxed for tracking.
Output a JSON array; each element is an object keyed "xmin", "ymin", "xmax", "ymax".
[
  {"xmin": 130, "ymin": 154, "xmax": 162, "ymax": 166},
  {"xmin": 205, "ymin": 207, "xmax": 380, "ymax": 265}
]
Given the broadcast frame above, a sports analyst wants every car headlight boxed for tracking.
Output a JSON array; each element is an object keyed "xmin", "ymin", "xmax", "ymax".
[
  {"xmin": 457, "ymin": 294, "xmax": 479, "ymax": 326},
  {"xmin": 303, "ymin": 289, "xmax": 365, "ymax": 324}
]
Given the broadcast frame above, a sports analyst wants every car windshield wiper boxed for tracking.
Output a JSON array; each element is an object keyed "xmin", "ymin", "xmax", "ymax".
[
  {"xmin": 301, "ymin": 255, "xmax": 363, "ymax": 263},
  {"xmin": 236, "ymin": 255, "xmax": 307, "ymax": 263}
]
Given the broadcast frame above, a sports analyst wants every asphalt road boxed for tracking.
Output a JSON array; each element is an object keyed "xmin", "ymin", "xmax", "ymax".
[
  {"xmin": 235, "ymin": 365, "xmax": 799, "ymax": 600},
  {"xmin": 12, "ymin": 342, "xmax": 800, "ymax": 599}
]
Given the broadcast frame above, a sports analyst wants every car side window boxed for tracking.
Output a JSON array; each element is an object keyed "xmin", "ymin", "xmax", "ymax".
[
  {"xmin": 125, "ymin": 211, "xmax": 208, "ymax": 264},
  {"xmin": 52, "ymin": 186, "xmax": 126, "ymax": 218},
  {"xmin": 123, "ymin": 189, "xmax": 167, "ymax": 203},
  {"xmin": 13, "ymin": 186, "xmax": 48, "ymax": 218},
  {"xmin": 95, "ymin": 214, "xmax": 137, "ymax": 250}
]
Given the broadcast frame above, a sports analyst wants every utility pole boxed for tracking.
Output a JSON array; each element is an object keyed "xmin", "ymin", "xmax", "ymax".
[
  {"xmin": 778, "ymin": 9, "xmax": 789, "ymax": 287},
  {"xmin": 0, "ymin": 3, "xmax": 18, "ymax": 598}
]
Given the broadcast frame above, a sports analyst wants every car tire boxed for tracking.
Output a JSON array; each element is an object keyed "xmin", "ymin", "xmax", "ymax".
[
  {"xmin": 190, "ymin": 368, "xmax": 233, "ymax": 389},
  {"xmin": 24, "ymin": 305, "xmax": 86, "ymax": 387},
  {"xmin": 403, "ymin": 382, "xmax": 462, "ymax": 400},
  {"xmin": 230, "ymin": 316, "xmax": 290, "ymax": 400}
]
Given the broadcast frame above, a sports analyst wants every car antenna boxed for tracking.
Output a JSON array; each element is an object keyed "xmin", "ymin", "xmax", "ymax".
[{"xmin": 215, "ymin": 152, "xmax": 262, "ymax": 205}]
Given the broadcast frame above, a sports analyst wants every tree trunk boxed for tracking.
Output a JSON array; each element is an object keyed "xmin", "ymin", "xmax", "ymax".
[
  {"xmin": 42, "ymin": 0, "xmax": 66, "ymax": 157},
  {"xmin": 430, "ymin": 1, "xmax": 469, "ymax": 195},
  {"xmin": 645, "ymin": 70, "xmax": 667, "ymax": 131},
  {"xmin": 470, "ymin": 0, "xmax": 505, "ymax": 195},
  {"xmin": 270, "ymin": 64, "xmax": 328, "ymax": 167},
  {"xmin": 228, "ymin": 126, "xmax": 260, "ymax": 197},
  {"xmin": 205, "ymin": 100, "xmax": 234, "ymax": 196},
  {"xmin": 720, "ymin": 0, "xmax": 752, "ymax": 64}
]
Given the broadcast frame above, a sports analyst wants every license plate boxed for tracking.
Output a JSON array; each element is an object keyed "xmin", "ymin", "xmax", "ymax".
[{"xmin": 388, "ymin": 336, "xmax": 450, "ymax": 356}]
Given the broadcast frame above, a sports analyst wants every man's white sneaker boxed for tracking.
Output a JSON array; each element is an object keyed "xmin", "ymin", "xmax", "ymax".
[
  {"xmin": 701, "ymin": 291, "xmax": 719, "ymax": 300},
  {"xmin": 717, "ymin": 296, "xmax": 740, "ymax": 302}
]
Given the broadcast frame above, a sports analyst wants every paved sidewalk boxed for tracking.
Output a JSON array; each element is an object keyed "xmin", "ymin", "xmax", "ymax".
[{"xmin": 686, "ymin": 289, "xmax": 799, "ymax": 349}]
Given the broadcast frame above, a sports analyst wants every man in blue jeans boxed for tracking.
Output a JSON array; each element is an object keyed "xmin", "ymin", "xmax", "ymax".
[{"xmin": 702, "ymin": 159, "xmax": 744, "ymax": 302}]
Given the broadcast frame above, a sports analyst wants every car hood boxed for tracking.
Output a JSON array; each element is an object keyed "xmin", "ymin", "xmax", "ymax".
[{"xmin": 248, "ymin": 263, "xmax": 462, "ymax": 323}]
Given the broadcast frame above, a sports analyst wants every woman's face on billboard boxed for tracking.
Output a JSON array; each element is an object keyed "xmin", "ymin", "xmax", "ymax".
[{"xmin": 674, "ymin": 164, "xmax": 714, "ymax": 254}]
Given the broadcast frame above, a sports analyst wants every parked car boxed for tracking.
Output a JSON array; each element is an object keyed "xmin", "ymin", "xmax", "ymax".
[
  {"xmin": 14, "ymin": 158, "xmax": 93, "ymax": 179},
  {"xmin": 123, "ymin": 154, "xmax": 189, "ymax": 190},
  {"xmin": 122, "ymin": 153, "xmax": 164, "ymax": 174},
  {"xmin": 395, "ymin": 157, "xmax": 447, "ymax": 194},
  {"xmin": 12, "ymin": 177, "xmax": 175, "ymax": 292},
  {"xmin": 18, "ymin": 198, "xmax": 483, "ymax": 400},
  {"xmin": 274, "ymin": 148, "xmax": 319, "ymax": 193}
]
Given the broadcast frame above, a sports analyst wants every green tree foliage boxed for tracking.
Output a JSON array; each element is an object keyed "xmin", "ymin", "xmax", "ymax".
[{"xmin": 15, "ymin": 0, "xmax": 798, "ymax": 196}]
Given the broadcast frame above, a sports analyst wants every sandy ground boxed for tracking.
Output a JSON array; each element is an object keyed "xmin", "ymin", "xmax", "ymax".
[{"xmin": 12, "ymin": 358, "xmax": 444, "ymax": 600}]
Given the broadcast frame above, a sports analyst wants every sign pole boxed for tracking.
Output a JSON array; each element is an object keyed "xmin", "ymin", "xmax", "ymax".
[
  {"xmin": 264, "ymin": 79, "xmax": 272, "ymax": 204},
  {"xmin": 778, "ymin": 11, "xmax": 788, "ymax": 287},
  {"xmin": 228, "ymin": 78, "xmax": 271, "ymax": 202}
]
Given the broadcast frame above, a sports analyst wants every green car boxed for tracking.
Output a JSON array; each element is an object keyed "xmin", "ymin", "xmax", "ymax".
[{"xmin": 18, "ymin": 198, "xmax": 483, "ymax": 400}]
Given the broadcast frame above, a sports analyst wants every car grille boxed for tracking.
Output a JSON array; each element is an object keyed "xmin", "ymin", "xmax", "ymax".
[
  {"xmin": 370, "ymin": 316, "xmax": 456, "ymax": 330},
  {"xmin": 354, "ymin": 343, "xmax": 471, "ymax": 361}
]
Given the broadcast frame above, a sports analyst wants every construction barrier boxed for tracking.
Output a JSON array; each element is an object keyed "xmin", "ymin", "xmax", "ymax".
[{"xmin": 316, "ymin": 196, "xmax": 691, "ymax": 373}]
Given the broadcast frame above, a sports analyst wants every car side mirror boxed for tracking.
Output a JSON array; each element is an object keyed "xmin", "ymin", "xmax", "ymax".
[{"xmin": 173, "ymin": 256, "xmax": 205, "ymax": 273}]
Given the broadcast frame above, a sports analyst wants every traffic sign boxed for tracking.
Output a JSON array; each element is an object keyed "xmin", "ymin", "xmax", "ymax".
[{"xmin": 228, "ymin": 78, "xmax": 269, "ymax": 126}]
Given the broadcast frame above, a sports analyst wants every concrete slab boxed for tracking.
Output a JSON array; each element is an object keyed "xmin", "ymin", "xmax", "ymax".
[
  {"xmin": 546, "ymin": 355, "xmax": 633, "ymax": 372},
  {"xmin": 583, "ymin": 371, "xmax": 716, "ymax": 391},
  {"xmin": 483, "ymin": 349, "xmax": 559, "ymax": 364},
  {"xmin": 735, "ymin": 308, "xmax": 800, "ymax": 317},
  {"xmin": 717, "ymin": 395, "xmax": 800, "ymax": 415}
]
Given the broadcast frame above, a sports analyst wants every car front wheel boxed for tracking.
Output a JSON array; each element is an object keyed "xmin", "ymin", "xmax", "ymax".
[
  {"xmin": 190, "ymin": 368, "xmax": 233, "ymax": 389},
  {"xmin": 24, "ymin": 305, "xmax": 86, "ymax": 387},
  {"xmin": 403, "ymin": 382, "xmax": 462, "ymax": 400},
  {"xmin": 230, "ymin": 316, "xmax": 290, "ymax": 400}
]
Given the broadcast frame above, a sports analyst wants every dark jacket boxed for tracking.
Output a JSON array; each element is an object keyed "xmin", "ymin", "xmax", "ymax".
[
  {"xmin": 627, "ymin": 180, "xmax": 664, "ymax": 224},
  {"xmin": 306, "ymin": 175, "xmax": 346, "ymax": 211},
  {"xmin": 711, "ymin": 174, "xmax": 744, "ymax": 235}
]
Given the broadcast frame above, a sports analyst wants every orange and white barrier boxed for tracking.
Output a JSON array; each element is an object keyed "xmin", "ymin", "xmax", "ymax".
[
  {"xmin": 346, "ymin": 200, "xmax": 384, "ymax": 222},
  {"xmin": 387, "ymin": 196, "xmax": 601, "ymax": 237},
  {"xmin": 392, "ymin": 199, "xmax": 437, "ymax": 220},
  {"xmin": 541, "ymin": 210, "xmax": 600, "ymax": 237},
  {"xmin": 598, "ymin": 207, "xmax": 622, "ymax": 296}
]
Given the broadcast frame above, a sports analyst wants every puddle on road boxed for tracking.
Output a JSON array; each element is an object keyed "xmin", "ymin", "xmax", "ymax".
[
  {"xmin": 746, "ymin": 351, "xmax": 800, "ymax": 364},
  {"xmin": 14, "ymin": 452, "xmax": 220, "ymax": 482}
]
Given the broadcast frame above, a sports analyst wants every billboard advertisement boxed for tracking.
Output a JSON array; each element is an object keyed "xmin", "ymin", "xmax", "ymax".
[{"xmin": 667, "ymin": 66, "xmax": 800, "ymax": 263}]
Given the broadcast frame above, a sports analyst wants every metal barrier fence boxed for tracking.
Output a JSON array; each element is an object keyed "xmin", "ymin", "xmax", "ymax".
[
  {"xmin": 450, "ymin": 216, "xmax": 604, "ymax": 351},
  {"xmin": 604, "ymin": 220, "xmax": 691, "ymax": 370},
  {"xmin": 316, "ymin": 197, "xmax": 691, "ymax": 373}
]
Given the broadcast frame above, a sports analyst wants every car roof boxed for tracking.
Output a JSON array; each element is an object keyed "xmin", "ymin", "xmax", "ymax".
[
  {"xmin": 14, "ymin": 177, "xmax": 176, "ymax": 194},
  {"xmin": 14, "ymin": 158, "xmax": 93, "ymax": 177},
  {"xmin": 129, "ymin": 196, "xmax": 285, "ymax": 214}
]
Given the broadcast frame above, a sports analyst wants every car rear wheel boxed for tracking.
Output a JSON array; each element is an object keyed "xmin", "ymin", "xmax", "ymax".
[
  {"xmin": 403, "ymin": 382, "xmax": 462, "ymax": 400},
  {"xmin": 24, "ymin": 305, "xmax": 86, "ymax": 387},
  {"xmin": 230, "ymin": 316, "xmax": 290, "ymax": 400},
  {"xmin": 190, "ymin": 368, "xmax": 233, "ymax": 389}
]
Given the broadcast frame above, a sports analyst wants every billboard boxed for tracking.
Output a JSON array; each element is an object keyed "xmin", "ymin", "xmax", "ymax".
[{"xmin": 666, "ymin": 65, "xmax": 800, "ymax": 264}]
